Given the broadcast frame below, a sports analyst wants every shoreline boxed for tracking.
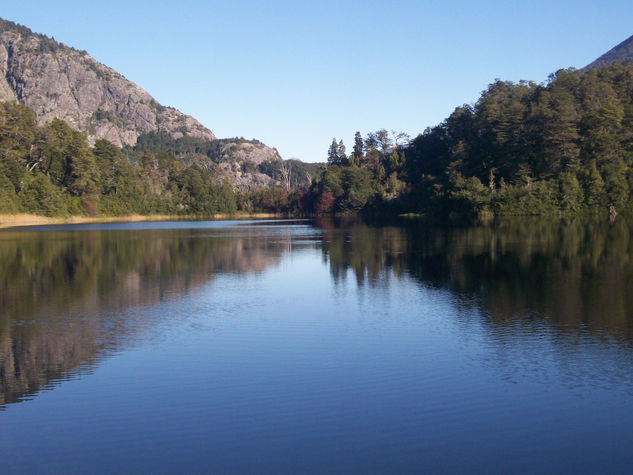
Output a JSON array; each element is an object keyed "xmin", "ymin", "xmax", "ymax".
[{"xmin": 0, "ymin": 213, "xmax": 290, "ymax": 229}]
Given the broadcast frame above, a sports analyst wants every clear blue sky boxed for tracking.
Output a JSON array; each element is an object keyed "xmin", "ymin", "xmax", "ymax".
[{"xmin": 4, "ymin": 1, "xmax": 633, "ymax": 162}]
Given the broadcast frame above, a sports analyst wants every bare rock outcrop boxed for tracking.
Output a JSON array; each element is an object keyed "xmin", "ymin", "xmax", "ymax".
[
  {"xmin": 217, "ymin": 142, "xmax": 283, "ymax": 190},
  {"xmin": 0, "ymin": 18, "xmax": 298, "ymax": 191},
  {"xmin": 0, "ymin": 18, "xmax": 215, "ymax": 147}
]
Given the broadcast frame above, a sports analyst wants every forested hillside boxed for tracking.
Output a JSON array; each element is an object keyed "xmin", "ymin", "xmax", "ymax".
[
  {"xmin": 0, "ymin": 17, "xmax": 301, "ymax": 191},
  {"xmin": 0, "ymin": 102, "xmax": 313, "ymax": 216},
  {"xmin": 4, "ymin": 63, "xmax": 633, "ymax": 219},
  {"xmin": 307, "ymin": 63, "xmax": 633, "ymax": 218}
]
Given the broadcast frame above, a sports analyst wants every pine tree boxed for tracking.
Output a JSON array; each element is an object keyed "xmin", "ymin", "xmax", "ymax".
[
  {"xmin": 337, "ymin": 140, "xmax": 347, "ymax": 165},
  {"xmin": 327, "ymin": 138, "xmax": 339, "ymax": 164},
  {"xmin": 353, "ymin": 131, "xmax": 363, "ymax": 159}
]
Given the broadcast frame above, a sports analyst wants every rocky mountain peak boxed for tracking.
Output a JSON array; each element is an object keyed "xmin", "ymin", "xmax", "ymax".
[{"xmin": 0, "ymin": 17, "xmax": 216, "ymax": 147}]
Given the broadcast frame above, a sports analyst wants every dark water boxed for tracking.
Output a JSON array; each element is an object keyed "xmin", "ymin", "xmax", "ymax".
[{"xmin": 2, "ymin": 217, "xmax": 633, "ymax": 473}]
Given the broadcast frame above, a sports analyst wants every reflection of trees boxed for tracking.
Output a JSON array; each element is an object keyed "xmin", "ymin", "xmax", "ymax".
[
  {"xmin": 320, "ymin": 217, "xmax": 633, "ymax": 339},
  {"xmin": 0, "ymin": 228, "xmax": 288, "ymax": 406},
  {"xmin": 5, "ymin": 217, "xmax": 633, "ymax": 406},
  {"xmin": 319, "ymin": 219, "xmax": 408, "ymax": 286}
]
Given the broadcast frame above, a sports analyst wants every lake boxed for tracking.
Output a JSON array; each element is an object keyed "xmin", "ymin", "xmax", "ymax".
[{"xmin": 2, "ymin": 217, "xmax": 633, "ymax": 473}]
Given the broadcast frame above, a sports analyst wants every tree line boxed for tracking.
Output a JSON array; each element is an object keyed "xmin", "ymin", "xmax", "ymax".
[
  {"xmin": 0, "ymin": 102, "xmax": 315, "ymax": 217},
  {"xmin": 305, "ymin": 62, "xmax": 633, "ymax": 218},
  {"xmin": 3, "ymin": 61, "xmax": 633, "ymax": 218}
]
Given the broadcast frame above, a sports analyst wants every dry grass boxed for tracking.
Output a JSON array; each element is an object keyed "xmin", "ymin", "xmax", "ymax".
[{"xmin": 0, "ymin": 213, "xmax": 287, "ymax": 229}]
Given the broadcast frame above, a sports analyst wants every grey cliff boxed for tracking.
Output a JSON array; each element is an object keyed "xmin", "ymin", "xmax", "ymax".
[{"xmin": 0, "ymin": 18, "xmax": 215, "ymax": 147}]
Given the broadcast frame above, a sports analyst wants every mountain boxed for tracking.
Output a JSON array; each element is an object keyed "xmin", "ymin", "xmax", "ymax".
[
  {"xmin": 583, "ymin": 34, "xmax": 633, "ymax": 71},
  {"xmin": 0, "ymin": 18, "xmax": 216, "ymax": 147},
  {"xmin": 0, "ymin": 18, "xmax": 292, "ymax": 190}
]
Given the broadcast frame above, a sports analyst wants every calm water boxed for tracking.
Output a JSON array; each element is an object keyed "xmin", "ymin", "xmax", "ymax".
[{"xmin": 2, "ymin": 217, "xmax": 633, "ymax": 473}]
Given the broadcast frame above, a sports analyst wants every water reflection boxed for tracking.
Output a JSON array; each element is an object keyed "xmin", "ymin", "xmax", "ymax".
[
  {"xmin": 318, "ymin": 217, "xmax": 633, "ymax": 398},
  {"xmin": 0, "ymin": 224, "xmax": 308, "ymax": 406},
  {"xmin": 2, "ymin": 217, "xmax": 633, "ymax": 407},
  {"xmin": 318, "ymin": 216, "xmax": 633, "ymax": 339}
]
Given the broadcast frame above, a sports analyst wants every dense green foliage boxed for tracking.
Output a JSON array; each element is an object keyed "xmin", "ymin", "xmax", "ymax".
[
  {"xmin": 405, "ymin": 64, "xmax": 633, "ymax": 217},
  {"xmin": 126, "ymin": 131, "xmax": 263, "ymax": 164},
  {"xmin": 0, "ymin": 102, "xmax": 241, "ymax": 216},
  {"xmin": 0, "ymin": 99, "xmax": 327, "ymax": 217},
  {"xmin": 308, "ymin": 63, "xmax": 633, "ymax": 217},
  {"xmin": 302, "ymin": 129, "xmax": 409, "ymax": 214},
  {"xmin": 5, "ymin": 62, "xmax": 633, "ymax": 219}
]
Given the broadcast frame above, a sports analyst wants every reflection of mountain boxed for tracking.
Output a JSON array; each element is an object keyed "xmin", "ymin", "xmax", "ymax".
[
  {"xmin": 320, "ymin": 217, "xmax": 633, "ymax": 340},
  {"xmin": 0, "ymin": 226, "xmax": 290, "ymax": 406},
  {"xmin": 5, "ymin": 218, "xmax": 633, "ymax": 407}
]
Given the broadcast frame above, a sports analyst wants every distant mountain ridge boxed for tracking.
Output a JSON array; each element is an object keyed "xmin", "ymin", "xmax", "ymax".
[{"xmin": 583, "ymin": 34, "xmax": 633, "ymax": 71}]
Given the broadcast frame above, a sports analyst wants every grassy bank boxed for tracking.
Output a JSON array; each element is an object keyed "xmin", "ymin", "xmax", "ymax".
[{"xmin": 0, "ymin": 213, "xmax": 290, "ymax": 229}]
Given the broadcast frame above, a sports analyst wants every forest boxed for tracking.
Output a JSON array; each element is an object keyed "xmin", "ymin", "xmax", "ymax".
[
  {"xmin": 2, "ymin": 62, "xmax": 633, "ymax": 218},
  {"xmin": 0, "ymin": 102, "xmax": 312, "ymax": 217},
  {"xmin": 309, "ymin": 63, "xmax": 633, "ymax": 218}
]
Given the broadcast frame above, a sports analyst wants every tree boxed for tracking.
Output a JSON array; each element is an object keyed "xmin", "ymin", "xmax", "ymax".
[
  {"xmin": 391, "ymin": 130, "xmax": 410, "ymax": 149},
  {"xmin": 337, "ymin": 140, "xmax": 347, "ymax": 165},
  {"xmin": 315, "ymin": 190, "xmax": 335, "ymax": 214},
  {"xmin": 327, "ymin": 138, "xmax": 347, "ymax": 165},
  {"xmin": 583, "ymin": 160, "xmax": 605, "ymax": 207},
  {"xmin": 0, "ymin": 173, "xmax": 18, "ymax": 213},
  {"xmin": 340, "ymin": 167, "xmax": 374, "ymax": 210},
  {"xmin": 327, "ymin": 137, "xmax": 339, "ymax": 164},
  {"xmin": 364, "ymin": 132, "xmax": 378, "ymax": 152},
  {"xmin": 559, "ymin": 171, "xmax": 583, "ymax": 211},
  {"xmin": 19, "ymin": 174, "xmax": 67, "ymax": 216},
  {"xmin": 376, "ymin": 129, "xmax": 393, "ymax": 154},
  {"xmin": 353, "ymin": 131, "xmax": 363, "ymax": 158},
  {"xmin": 30, "ymin": 119, "xmax": 98, "ymax": 195},
  {"xmin": 279, "ymin": 160, "xmax": 291, "ymax": 191},
  {"xmin": 67, "ymin": 133, "xmax": 99, "ymax": 196}
]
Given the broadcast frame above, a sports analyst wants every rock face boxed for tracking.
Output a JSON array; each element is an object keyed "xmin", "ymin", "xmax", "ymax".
[
  {"xmin": 181, "ymin": 140, "xmax": 284, "ymax": 190},
  {"xmin": 217, "ymin": 142, "xmax": 283, "ymax": 190},
  {"xmin": 0, "ymin": 18, "xmax": 296, "ymax": 191},
  {"xmin": 583, "ymin": 34, "xmax": 633, "ymax": 71},
  {"xmin": 0, "ymin": 18, "xmax": 215, "ymax": 147}
]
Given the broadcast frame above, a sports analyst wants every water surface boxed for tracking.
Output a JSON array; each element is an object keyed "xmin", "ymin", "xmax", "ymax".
[{"xmin": 2, "ymin": 217, "xmax": 633, "ymax": 472}]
